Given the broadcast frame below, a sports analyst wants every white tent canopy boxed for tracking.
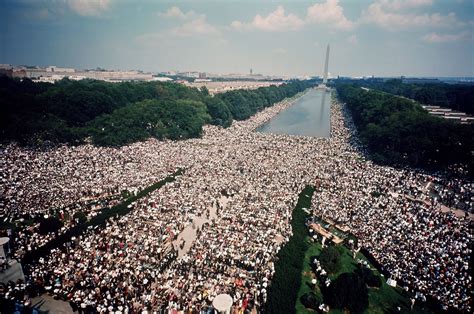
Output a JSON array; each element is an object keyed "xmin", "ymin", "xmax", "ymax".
[{"xmin": 212, "ymin": 294, "xmax": 233, "ymax": 314}]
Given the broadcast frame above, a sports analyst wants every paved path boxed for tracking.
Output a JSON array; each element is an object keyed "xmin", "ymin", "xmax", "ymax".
[
  {"xmin": 173, "ymin": 196, "xmax": 228, "ymax": 258},
  {"xmin": 0, "ymin": 260, "xmax": 25, "ymax": 284},
  {"xmin": 31, "ymin": 294, "xmax": 74, "ymax": 313}
]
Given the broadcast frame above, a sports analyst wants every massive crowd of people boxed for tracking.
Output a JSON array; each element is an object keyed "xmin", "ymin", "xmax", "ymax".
[
  {"xmin": 0, "ymin": 141, "xmax": 182, "ymax": 259},
  {"xmin": 0, "ymin": 88, "xmax": 471, "ymax": 312},
  {"xmin": 312, "ymin": 107, "xmax": 471, "ymax": 311}
]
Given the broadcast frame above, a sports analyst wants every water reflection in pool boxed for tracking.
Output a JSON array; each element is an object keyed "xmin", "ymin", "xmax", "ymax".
[{"xmin": 256, "ymin": 89, "xmax": 331, "ymax": 138}]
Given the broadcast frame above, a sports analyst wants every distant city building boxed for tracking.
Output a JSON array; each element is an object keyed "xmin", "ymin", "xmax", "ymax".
[
  {"xmin": 194, "ymin": 78, "xmax": 212, "ymax": 82},
  {"xmin": 12, "ymin": 69, "xmax": 27, "ymax": 79},
  {"xmin": 198, "ymin": 72, "xmax": 207, "ymax": 79},
  {"xmin": 151, "ymin": 77, "xmax": 173, "ymax": 82},
  {"xmin": 0, "ymin": 67, "xmax": 27, "ymax": 79},
  {"xmin": 10, "ymin": 65, "xmax": 155, "ymax": 83},
  {"xmin": 206, "ymin": 72, "xmax": 271, "ymax": 80},
  {"xmin": 33, "ymin": 75, "xmax": 65, "ymax": 83},
  {"xmin": 177, "ymin": 71, "xmax": 200, "ymax": 78},
  {"xmin": 401, "ymin": 76, "xmax": 440, "ymax": 84},
  {"xmin": 365, "ymin": 77, "xmax": 385, "ymax": 82},
  {"xmin": 46, "ymin": 66, "xmax": 75, "ymax": 73},
  {"xmin": 182, "ymin": 80, "xmax": 284, "ymax": 95}
]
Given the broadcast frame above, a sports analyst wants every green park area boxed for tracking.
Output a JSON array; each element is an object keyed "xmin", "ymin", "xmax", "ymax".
[
  {"xmin": 296, "ymin": 231, "xmax": 432, "ymax": 313},
  {"xmin": 266, "ymin": 185, "xmax": 435, "ymax": 314},
  {"xmin": 0, "ymin": 77, "xmax": 313, "ymax": 147}
]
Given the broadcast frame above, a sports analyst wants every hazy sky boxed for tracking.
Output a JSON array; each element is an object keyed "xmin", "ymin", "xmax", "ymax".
[{"xmin": 1, "ymin": 0, "xmax": 473, "ymax": 77}]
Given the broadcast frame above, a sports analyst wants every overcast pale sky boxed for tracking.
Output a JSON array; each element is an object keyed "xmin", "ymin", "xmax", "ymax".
[{"xmin": 0, "ymin": 0, "xmax": 473, "ymax": 77}]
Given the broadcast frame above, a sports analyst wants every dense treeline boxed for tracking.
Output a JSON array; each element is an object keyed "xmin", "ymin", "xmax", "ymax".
[
  {"xmin": 336, "ymin": 78, "xmax": 474, "ymax": 114},
  {"xmin": 337, "ymin": 84, "xmax": 474, "ymax": 173},
  {"xmin": 217, "ymin": 83, "xmax": 309, "ymax": 120},
  {"xmin": 0, "ymin": 76, "xmax": 313, "ymax": 146}
]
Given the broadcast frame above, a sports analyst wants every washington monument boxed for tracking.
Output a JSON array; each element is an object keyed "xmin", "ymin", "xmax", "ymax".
[
  {"xmin": 323, "ymin": 44, "xmax": 330, "ymax": 85},
  {"xmin": 318, "ymin": 44, "xmax": 330, "ymax": 89}
]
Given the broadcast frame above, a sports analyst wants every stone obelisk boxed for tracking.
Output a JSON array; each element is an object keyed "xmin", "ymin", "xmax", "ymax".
[{"xmin": 322, "ymin": 44, "xmax": 330, "ymax": 85}]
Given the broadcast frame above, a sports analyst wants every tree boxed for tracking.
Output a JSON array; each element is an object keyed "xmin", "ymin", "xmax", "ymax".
[
  {"xmin": 355, "ymin": 265, "xmax": 382, "ymax": 288},
  {"xmin": 326, "ymin": 272, "xmax": 369, "ymax": 314},
  {"xmin": 205, "ymin": 97, "xmax": 232, "ymax": 127},
  {"xmin": 200, "ymin": 86, "xmax": 209, "ymax": 96},
  {"xmin": 0, "ymin": 76, "xmax": 314, "ymax": 147},
  {"xmin": 300, "ymin": 292, "xmax": 322, "ymax": 310},
  {"xmin": 319, "ymin": 246, "xmax": 342, "ymax": 274}
]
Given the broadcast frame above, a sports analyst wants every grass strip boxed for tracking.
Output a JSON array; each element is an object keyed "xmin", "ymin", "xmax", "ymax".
[{"xmin": 266, "ymin": 185, "xmax": 315, "ymax": 314}]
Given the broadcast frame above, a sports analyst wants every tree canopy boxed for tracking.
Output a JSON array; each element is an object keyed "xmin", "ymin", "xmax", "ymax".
[
  {"xmin": 318, "ymin": 246, "xmax": 342, "ymax": 274},
  {"xmin": 0, "ymin": 76, "xmax": 313, "ymax": 146},
  {"xmin": 300, "ymin": 292, "xmax": 322, "ymax": 310},
  {"xmin": 335, "ymin": 78, "xmax": 474, "ymax": 114},
  {"xmin": 336, "ymin": 84, "xmax": 474, "ymax": 174},
  {"xmin": 324, "ymin": 272, "xmax": 369, "ymax": 314},
  {"xmin": 355, "ymin": 264, "xmax": 382, "ymax": 288}
]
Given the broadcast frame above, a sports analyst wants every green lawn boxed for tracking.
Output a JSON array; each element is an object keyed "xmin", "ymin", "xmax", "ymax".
[
  {"xmin": 266, "ymin": 186, "xmax": 316, "ymax": 314},
  {"xmin": 295, "ymin": 240, "xmax": 322, "ymax": 314},
  {"xmin": 295, "ymin": 240, "xmax": 434, "ymax": 314}
]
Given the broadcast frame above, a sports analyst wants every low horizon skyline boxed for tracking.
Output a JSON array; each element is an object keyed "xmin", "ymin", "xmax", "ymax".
[
  {"xmin": 1, "ymin": 0, "xmax": 473, "ymax": 77},
  {"xmin": 6, "ymin": 61, "xmax": 474, "ymax": 79}
]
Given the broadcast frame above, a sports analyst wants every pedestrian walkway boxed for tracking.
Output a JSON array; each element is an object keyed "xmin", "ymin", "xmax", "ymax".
[
  {"xmin": 173, "ymin": 196, "xmax": 228, "ymax": 258},
  {"xmin": 0, "ymin": 259, "xmax": 24, "ymax": 284},
  {"xmin": 30, "ymin": 294, "xmax": 73, "ymax": 313}
]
